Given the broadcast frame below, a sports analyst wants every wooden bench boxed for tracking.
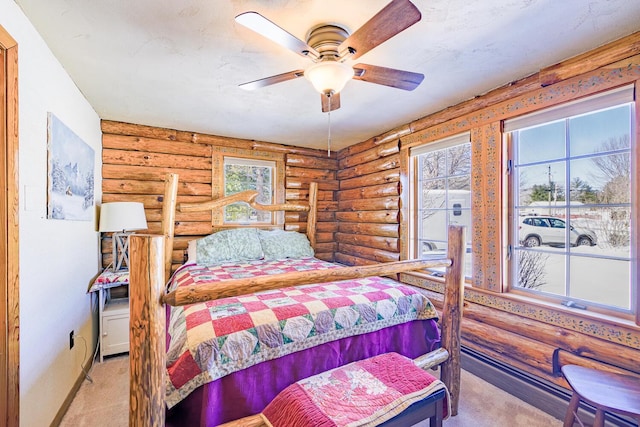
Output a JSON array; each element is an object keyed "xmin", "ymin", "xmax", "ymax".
[{"xmin": 221, "ymin": 352, "xmax": 449, "ymax": 427}]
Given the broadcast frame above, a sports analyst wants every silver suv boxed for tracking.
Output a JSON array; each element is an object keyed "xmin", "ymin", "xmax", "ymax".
[{"xmin": 519, "ymin": 216, "xmax": 597, "ymax": 247}]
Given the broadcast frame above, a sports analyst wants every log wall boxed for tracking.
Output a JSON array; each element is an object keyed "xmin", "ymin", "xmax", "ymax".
[
  {"xmin": 334, "ymin": 138, "xmax": 402, "ymax": 266},
  {"xmin": 338, "ymin": 31, "xmax": 640, "ymax": 396},
  {"xmin": 100, "ymin": 122, "xmax": 337, "ymax": 271}
]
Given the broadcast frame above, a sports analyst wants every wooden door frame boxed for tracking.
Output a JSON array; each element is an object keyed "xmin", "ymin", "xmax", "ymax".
[{"xmin": 0, "ymin": 25, "xmax": 20, "ymax": 427}]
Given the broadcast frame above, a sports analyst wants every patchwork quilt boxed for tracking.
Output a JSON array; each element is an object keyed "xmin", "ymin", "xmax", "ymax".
[{"xmin": 165, "ymin": 258, "xmax": 438, "ymax": 408}]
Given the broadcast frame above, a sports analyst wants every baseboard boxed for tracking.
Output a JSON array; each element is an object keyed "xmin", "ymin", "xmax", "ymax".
[
  {"xmin": 50, "ymin": 357, "xmax": 95, "ymax": 427},
  {"xmin": 461, "ymin": 346, "xmax": 637, "ymax": 427}
]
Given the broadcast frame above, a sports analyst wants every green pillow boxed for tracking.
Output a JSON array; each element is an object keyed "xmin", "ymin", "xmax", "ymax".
[
  {"xmin": 258, "ymin": 229, "xmax": 314, "ymax": 260},
  {"xmin": 196, "ymin": 228, "xmax": 263, "ymax": 265}
]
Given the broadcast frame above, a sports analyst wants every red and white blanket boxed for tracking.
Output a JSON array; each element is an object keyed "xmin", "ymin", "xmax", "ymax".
[
  {"xmin": 262, "ymin": 352, "xmax": 449, "ymax": 427},
  {"xmin": 165, "ymin": 258, "xmax": 438, "ymax": 408}
]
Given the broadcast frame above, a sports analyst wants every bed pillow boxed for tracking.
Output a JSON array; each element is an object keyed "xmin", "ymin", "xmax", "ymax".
[
  {"xmin": 186, "ymin": 239, "xmax": 197, "ymax": 264},
  {"xmin": 196, "ymin": 228, "xmax": 263, "ymax": 265},
  {"xmin": 258, "ymin": 229, "xmax": 315, "ymax": 260}
]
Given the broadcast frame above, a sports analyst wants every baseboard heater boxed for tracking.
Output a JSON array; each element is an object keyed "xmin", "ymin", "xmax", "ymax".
[{"xmin": 460, "ymin": 346, "xmax": 636, "ymax": 427}]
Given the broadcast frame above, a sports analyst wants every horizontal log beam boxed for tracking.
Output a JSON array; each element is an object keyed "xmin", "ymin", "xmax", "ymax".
[
  {"xmin": 339, "ymin": 140, "xmax": 399, "ymax": 169},
  {"xmin": 337, "ymin": 154, "xmax": 400, "ymax": 181},
  {"xmin": 146, "ymin": 221, "xmax": 212, "ymax": 236},
  {"xmin": 314, "ymin": 242, "xmax": 337, "ymax": 253},
  {"xmin": 286, "ymin": 153, "xmax": 338, "ymax": 170},
  {"xmin": 337, "ymin": 125, "xmax": 410, "ymax": 160},
  {"xmin": 338, "ymin": 242, "xmax": 399, "ymax": 263},
  {"xmin": 338, "ymin": 196, "xmax": 400, "ymax": 211},
  {"xmin": 103, "ymin": 179, "xmax": 211, "ymax": 197},
  {"xmin": 334, "ymin": 252, "xmax": 377, "ymax": 266},
  {"xmin": 314, "ymin": 252, "xmax": 335, "ymax": 262},
  {"xmin": 338, "ymin": 181, "xmax": 400, "ymax": 201},
  {"xmin": 285, "ymin": 189, "xmax": 334, "ymax": 201},
  {"xmin": 338, "ymin": 222, "xmax": 399, "ymax": 237},
  {"xmin": 286, "ymin": 166, "xmax": 336, "ymax": 180},
  {"xmin": 285, "ymin": 222, "xmax": 337, "ymax": 233},
  {"xmin": 286, "ymin": 177, "xmax": 339, "ymax": 191},
  {"xmin": 163, "ymin": 258, "xmax": 451, "ymax": 306},
  {"xmin": 144, "ymin": 208, "xmax": 210, "ymax": 222},
  {"xmin": 336, "ymin": 210, "xmax": 399, "ymax": 224},
  {"xmin": 103, "ymin": 148, "xmax": 211, "ymax": 170},
  {"xmin": 284, "ymin": 211, "xmax": 335, "ymax": 223},
  {"xmin": 339, "ymin": 169, "xmax": 399, "ymax": 190},
  {"xmin": 102, "ymin": 164, "xmax": 211, "ymax": 183},
  {"xmin": 335, "ymin": 232, "xmax": 399, "ymax": 252},
  {"xmin": 101, "ymin": 194, "xmax": 210, "ymax": 209},
  {"xmin": 102, "ymin": 133, "xmax": 212, "ymax": 157},
  {"xmin": 539, "ymin": 32, "xmax": 640, "ymax": 86},
  {"xmin": 102, "ymin": 120, "xmax": 178, "ymax": 140}
]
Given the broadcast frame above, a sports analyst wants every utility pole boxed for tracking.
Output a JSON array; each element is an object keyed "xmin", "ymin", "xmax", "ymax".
[{"xmin": 548, "ymin": 164, "xmax": 552, "ymax": 215}]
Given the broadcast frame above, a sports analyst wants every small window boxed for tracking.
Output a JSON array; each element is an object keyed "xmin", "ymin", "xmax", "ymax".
[
  {"xmin": 223, "ymin": 157, "xmax": 275, "ymax": 224},
  {"xmin": 409, "ymin": 133, "xmax": 473, "ymax": 278}
]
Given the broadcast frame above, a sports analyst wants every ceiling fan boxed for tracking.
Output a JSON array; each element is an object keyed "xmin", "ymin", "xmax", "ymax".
[{"xmin": 235, "ymin": 0, "xmax": 425, "ymax": 112}]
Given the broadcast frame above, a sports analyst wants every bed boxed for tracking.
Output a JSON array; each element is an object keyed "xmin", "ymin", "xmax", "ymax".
[{"xmin": 128, "ymin": 173, "xmax": 465, "ymax": 426}]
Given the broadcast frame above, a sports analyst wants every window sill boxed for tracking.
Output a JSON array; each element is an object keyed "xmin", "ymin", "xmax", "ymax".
[
  {"xmin": 400, "ymin": 272, "xmax": 640, "ymax": 337},
  {"xmin": 505, "ymin": 289, "xmax": 638, "ymax": 329}
]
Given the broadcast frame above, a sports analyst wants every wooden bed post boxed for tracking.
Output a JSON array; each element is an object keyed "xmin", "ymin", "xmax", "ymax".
[
  {"xmin": 129, "ymin": 234, "xmax": 166, "ymax": 427},
  {"xmin": 162, "ymin": 173, "xmax": 179, "ymax": 281},
  {"xmin": 440, "ymin": 225, "xmax": 466, "ymax": 416},
  {"xmin": 306, "ymin": 182, "xmax": 318, "ymax": 250}
]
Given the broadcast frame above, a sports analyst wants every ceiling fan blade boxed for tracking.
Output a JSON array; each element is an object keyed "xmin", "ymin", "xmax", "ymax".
[
  {"xmin": 235, "ymin": 12, "xmax": 319, "ymax": 59},
  {"xmin": 339, "ymin": 0, "xmax": 421, "ymax": 60},
  {"xmin": 321, "ymin": 92, "xmax": 341, "ymax": 112},
  {"xmin": 239, "ymin": 70, "xmax": 305, "ymax": 91},
  {"xmin": 353, "ymin": 63, "xmax": 424, "ymax": 91}
]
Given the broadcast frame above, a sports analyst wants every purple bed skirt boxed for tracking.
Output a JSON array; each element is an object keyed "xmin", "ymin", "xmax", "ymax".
[{"xmin": 166, "ymin": 319, "xmax": 441, "ymax": 427}]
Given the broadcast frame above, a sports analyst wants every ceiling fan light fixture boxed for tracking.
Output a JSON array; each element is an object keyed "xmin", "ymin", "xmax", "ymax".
[{"xmin": 304, "ymin": 61, "xmax": 354, "ymax": 95}]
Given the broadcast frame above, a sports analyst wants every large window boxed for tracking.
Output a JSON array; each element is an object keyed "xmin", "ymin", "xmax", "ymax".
[
  {"xmin": 223, "ymin": 157, "xmax": 275, "ymax": 224},
  {"xmin": 507, "ymin": 86, "xmax": 636, "ymax": 314},
  {"xmin": 410, "ymin": 133, "xmax": 473, "ymax": 277}
]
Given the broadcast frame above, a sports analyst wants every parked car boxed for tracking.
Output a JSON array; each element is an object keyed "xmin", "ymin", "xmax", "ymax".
[{"xmin": 518, "ymin": 216, "xmax": 597, "ymax": 247}]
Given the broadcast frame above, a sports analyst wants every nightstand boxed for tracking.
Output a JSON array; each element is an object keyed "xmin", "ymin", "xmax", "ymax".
[{"xmin": 90, "ymin": 270, "xmax": 130, "ymax": 362}]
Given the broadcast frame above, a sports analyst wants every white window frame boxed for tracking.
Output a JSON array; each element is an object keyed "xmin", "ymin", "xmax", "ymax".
[
  {"xmin": 505, "ymin": 85, "xmax": 637, "ymax": 316},
  {"xmin": 222, "ymin": 156, "xmax": 276, "ymax": 225},
  {"xmin": 409, "ymin": 133, "xmax": 473, "ymax": 278}
]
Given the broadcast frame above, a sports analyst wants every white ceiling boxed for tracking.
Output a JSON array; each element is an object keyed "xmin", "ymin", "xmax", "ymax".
[{"xmin": 15, "ymin": 0, "xmax": 640, "ymax": 151}]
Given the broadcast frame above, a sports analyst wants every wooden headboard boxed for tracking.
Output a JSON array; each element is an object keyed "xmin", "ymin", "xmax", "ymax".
[{"xmin": 159, "ymin": 173, "xmax": 318, "ymax": 281}]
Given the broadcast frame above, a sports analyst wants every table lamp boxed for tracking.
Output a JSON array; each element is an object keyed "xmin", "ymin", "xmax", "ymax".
[{"xmin": 98, "ymin": 202, "xmax": 148, "ymax": 271}]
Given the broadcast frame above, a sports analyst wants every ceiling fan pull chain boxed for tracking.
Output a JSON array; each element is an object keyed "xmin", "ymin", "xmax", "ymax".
[{"xmin": 327, "ymin": 93, "xmax": 332, "ymax": 157}]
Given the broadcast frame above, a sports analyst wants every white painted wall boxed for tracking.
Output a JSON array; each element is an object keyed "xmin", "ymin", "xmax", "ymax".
[{"xmin": 0, "ymin": 1, "xmax": 103, "ymax": 426}]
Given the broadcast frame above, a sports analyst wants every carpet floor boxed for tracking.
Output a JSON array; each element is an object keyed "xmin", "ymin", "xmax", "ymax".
[{"xmin": 60, "ymin": 354, "xmax": 562, "ymax": 426}]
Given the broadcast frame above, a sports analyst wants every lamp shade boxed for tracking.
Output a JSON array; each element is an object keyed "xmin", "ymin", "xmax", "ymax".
[
  {"xmin": 98, "ymin": 202, "xmax": 148, "ymax": 232},
  {"xmin": 304, "ymin": 61, "xmax": 354, "ymax": 95}
]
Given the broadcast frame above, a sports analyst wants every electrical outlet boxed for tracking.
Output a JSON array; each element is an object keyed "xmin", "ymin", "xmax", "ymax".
[{"xmin": 69, "ymin": 330, "xmax": 74, "ymax": 349}]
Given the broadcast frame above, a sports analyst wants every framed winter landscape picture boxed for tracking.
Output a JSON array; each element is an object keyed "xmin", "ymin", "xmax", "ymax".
[{"xmin": 47, "ymin": 113, "xmax": 95, "ymax": 220}]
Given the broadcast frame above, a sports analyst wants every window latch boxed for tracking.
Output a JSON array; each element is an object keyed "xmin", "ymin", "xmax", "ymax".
[{"xmin": 562, "ymin": 300, "xmax": 587, "ymax": 310}]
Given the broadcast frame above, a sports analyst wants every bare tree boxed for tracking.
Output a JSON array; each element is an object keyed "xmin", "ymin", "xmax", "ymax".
[
  {"xmin": 591, "ymin": 135, "xmax": 630, "ymax": 187},
  {"xmin": 590, "ymin": 135, "xmax": 631, "ymax": 247},
  {"xmin": 517, "ymin": 250, "xmax": 549, "ymax": 290},
  {"xmin": 420, "ymin": 144, "xmax": 471, "ymax": 220}
]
